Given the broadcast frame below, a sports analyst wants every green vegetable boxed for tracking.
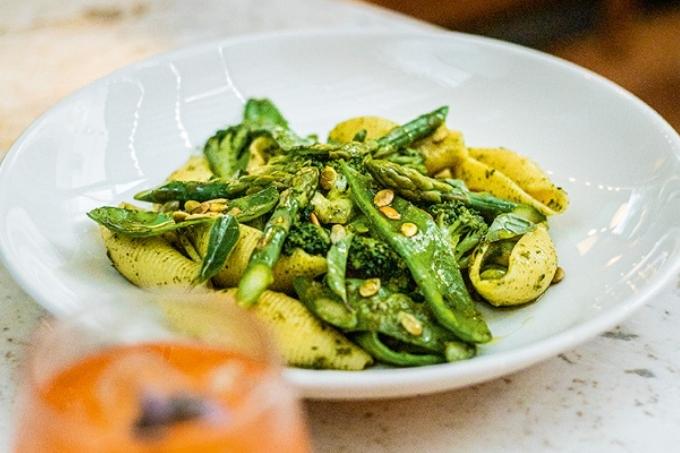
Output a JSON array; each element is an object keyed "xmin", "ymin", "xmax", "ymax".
[
  {"xmin": 203, "ymin": 124, "xmax": 251, "ymax": 178},
  {"xmin": 311, "ymin": 189, "xmax": 354, "ymax": 224},
  {"xmin": 352, "ymin": 129, "xmax": 367, "ymax": 143},
  {"xmin": 133, "ymin": 172, "xmax": 292, "ymax": 203},
  {"xmin": 227, "ymin": 186, "xmax": 279, "ymax": 222},
  {"xmin": 374, "ymin": 106, "xmax": 448, "ymax": 157},
  {"xmin": 203, "ymin": 99, "xmax": 296, "ymax": 178},
  {"xmin": 196, "ymin": 215, "xmax": 240, "ymax": 283},
  {"xmin": 428, "ymin": 201, "xmax": 488, "ymax": 267},
  {"xmin": 237, "ymin": 167, "xmax": 319, "ymax": 306},
  {"xmin": 282, "ymin": 222, "xmax": 331, "ymax": 256},
  {"xmin": 365, "ymin": 159, "xmax": 545, "ymax": 220},
  {"xmin": 485, "ymin": 213, "xmax": 536, "ymax": 243},
  {"xmin": 354, "ymin": 332, "xmax": 444, "ymax": 367},
  {"xmin": 86, "ymin": 207, "xmax": 211, "ymax": 237},
  {"xmin": 294, "ymin": 277, "xmax": 467, "ymax": 356},
  {"xmin": 347, "ymin": 235, "xmax": 406, "ymax": 279},
  {"xmin": 280, "ymin": 107, "xmax": 448, "ymax": 163},
  {"xmin": 385, "ymin": 147, "xmax": 427, "ymax": 173},
  {"xmin": 325, "ymin": 230, "xmax": 354, "ymax": 302},
  {"xmin": 244, "ymin": 98, "xmax": 289, "ymax": 128},
  {"xmin": 342, "ymin": 162, "xmax": 491, "ymax": 344},
  {"xmin": 293, "ymin": 278, "xmax": 358, "ymax": 330}
]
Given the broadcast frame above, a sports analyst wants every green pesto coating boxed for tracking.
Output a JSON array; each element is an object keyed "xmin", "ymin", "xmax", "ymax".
[
  {"xmin": 237, "ymin": 167, "xmax": 319, "ymax": 306},
  {"xmin": 342, "ymin": 162, "xmax": 491, "ymax": 344},
  {"xmin": 294, "ymin": 277, "xmax": 469, "ymax": 355}
]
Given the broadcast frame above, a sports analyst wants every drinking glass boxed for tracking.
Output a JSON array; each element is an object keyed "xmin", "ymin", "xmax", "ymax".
[{"xmin": 14, "ymin": 291, "xmax": 310, "ymax": 453}]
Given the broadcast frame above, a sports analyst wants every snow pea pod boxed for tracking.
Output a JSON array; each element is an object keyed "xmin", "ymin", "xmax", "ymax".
[
  {"xmin": 228, "ymin": 186, "xmax": 279, "ymax": 222},
  {"xmin": 87, "ymin": 207, "xmax": 212, "ymax": 237},
  {"xmin": 354, "ymin": 332, "xmax": 444, "ymax": 367},
  {"xmin": 325, "ymin": 229, "xmax": 353, "ymax": 302},
  {"xmin": 341, "ymin": 162, "xmax": 492, "ymax": 344},
  {"xmin": 196, "ymin": 214, "xmax": 240, "ymax": 283},
  {"xmin": 294, "ymin": 277, "xmax": 468, "ymax": 355}
]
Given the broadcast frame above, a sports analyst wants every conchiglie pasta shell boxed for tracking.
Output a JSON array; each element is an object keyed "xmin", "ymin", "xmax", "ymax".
[
  {"xmin": 414, "ymin": 125, "xmax": 468, "ymax": 174},
  {"xmin": 328, "ymin": 116, "xmax": 398, "ymax": 143},
  {"xmin": 101, "ymin": 227, "xmax": 201, "ymax": 288},
  {"xmin": 190, "ymin": 224, "xmax": 327, "ymax": 292},
  {"xmin": 469, "ymin": 147, "xmax": 569, "ymax": 213},
  {"xmin": 454, "ymin": 156, "xmax": 558, "ymax": 216},
  {"xmin": 469, "ymin": 224, "xmax": 557, "ymax": 306},
  {"xmin": 219, "ymin": 289, "xmax": 373, "ymax": 369},
  {"xmin": 167, "ymin": 155, "xmax": 214, "ymax": 182}
]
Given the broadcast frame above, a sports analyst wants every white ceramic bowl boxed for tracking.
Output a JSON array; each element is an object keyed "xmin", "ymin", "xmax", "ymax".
[{"xmin": 1, "ymin": 30, "xmax": 679, "ymax": 399}]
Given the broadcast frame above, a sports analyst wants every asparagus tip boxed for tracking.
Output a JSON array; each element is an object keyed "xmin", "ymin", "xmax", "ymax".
[{"xmin": 236, "ymin": 263, "xmax": 273, "ymax": 307}]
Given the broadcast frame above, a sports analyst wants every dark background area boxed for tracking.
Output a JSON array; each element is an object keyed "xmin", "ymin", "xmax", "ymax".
[{"xmin": 366, "ymin": 0, "xmax": 680, "ymax": 130}]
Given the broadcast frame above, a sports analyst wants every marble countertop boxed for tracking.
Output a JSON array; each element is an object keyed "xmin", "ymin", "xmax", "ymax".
[{"xmin": 1, "ymin": 1, "xmax": 679, "ymax": 451}]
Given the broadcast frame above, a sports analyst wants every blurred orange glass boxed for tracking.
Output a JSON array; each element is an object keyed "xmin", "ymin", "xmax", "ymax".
[{"xmin": 14, "ymin": 293, "xmax": 310, "ymax": 453}]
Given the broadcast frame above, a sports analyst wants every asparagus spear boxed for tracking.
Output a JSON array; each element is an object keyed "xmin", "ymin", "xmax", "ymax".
[
  {"xmin": 341, "ymin": 162, "xmax": 491, "ymax": 344},
  {"xmin": 374, "ymin": 106, "xmax": 448, "ymax": 157},
  {"xmin": 133, "ymin": 171, "xmax": 292, "ymax": 203},
  {"xmin": 280, "ymin": 106, "xmax": 449, "ymax": 161},
  {"xmin": 365, "ymin": 159, "xmax": 545, "ymax": 221},
  {"xmin": 237, "ymin": 167, "xmax": 319, "ymax": 306}
]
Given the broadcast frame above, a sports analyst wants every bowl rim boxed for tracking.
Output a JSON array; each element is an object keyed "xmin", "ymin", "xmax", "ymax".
[{"xmin": 1, "ymin": 29, "xmax": 679, "ymax": 399}]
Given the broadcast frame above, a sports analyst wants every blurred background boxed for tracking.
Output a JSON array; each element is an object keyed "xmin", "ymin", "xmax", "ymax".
[
  {"xmin": 1, "ymin": 0, "xmax": 678, "ymax": 154},
  {"xmin": 367, "ymin": 0, "xmax": 680, "ymax": 130}
]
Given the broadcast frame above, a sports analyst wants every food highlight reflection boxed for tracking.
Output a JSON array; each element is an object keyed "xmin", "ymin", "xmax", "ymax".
[{"xmin": 14, "ymin": 291, "xmax": 310, "ymax": 453}]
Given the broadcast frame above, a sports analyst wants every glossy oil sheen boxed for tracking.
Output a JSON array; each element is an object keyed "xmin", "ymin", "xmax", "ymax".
[{"xmin": 0, "ymin": 31, "xmax": 679, "ymax": 399}]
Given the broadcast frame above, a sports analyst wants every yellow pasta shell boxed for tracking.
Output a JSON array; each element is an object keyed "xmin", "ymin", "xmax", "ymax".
[
  {"xmin": 454, "ymin": 156, "xmax": 558, "ymax": 216},
  {"xmin": 246, "ymin": 136, "xmax": 274, "ymax": 173},
  {"xmin": 328, "ymin": 116, "xmax": 398, "ymax": 143},
  {"xmin": 167, "ymin": 155, "xmax": 214, "ymax": 182},
  {"xmin": 190, "ymin": 224, "xmax": 327, "ymax": 292},
  {"xmin": 469, "ymin": 147, "xmax": 569, "ymax": 213},
  {"xmin": 414, "ymin": 125, "xmax": 468, "ymax": 175},
  {"xmin": 213, "ymin": 289, "xmax": 372, "ymax": 369},
  {"xmin": 101, "ymin": 227, "xmax": 202, "ymax": 288},
  {"xmin": 469, "ymin": 224, "xmax": 558, "ymax": 306}
]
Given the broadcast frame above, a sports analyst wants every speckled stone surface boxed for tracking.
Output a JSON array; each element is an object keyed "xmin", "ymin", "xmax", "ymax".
[{"xmin": 1, "ymin": 1, "xmax": 679, "ymax": 451}]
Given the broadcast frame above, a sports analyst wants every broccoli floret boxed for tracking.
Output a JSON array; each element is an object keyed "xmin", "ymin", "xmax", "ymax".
[
  {"xmin": 283, "ymin": 222, "xmax": 331, "ymax": 256},
  {"xmin": 347, "ymin": 235, "xmax": 407, "ymax": 279},
  {"xmin": 428, "ymin": 201, "xmax": 488, "ymax": 267}
]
